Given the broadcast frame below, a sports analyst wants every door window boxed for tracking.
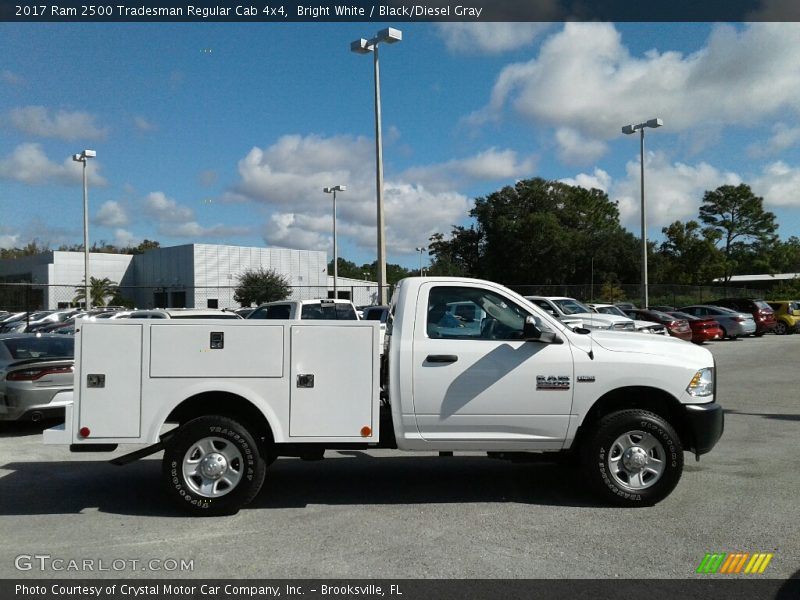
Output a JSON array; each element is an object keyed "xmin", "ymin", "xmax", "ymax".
[{"xmin": 426, "ymin": 286, "xmax": 548, "ymax": 341}]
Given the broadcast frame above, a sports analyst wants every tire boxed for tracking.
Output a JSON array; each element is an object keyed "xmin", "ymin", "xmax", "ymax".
[
  {"xmin": 162, "ymin": 416, "xmax": 267, "ymax": 516},
  {"xmin": 580, "ymin": 409, "xmax": 683, "ymax": 507},
  {"xmin": 775, "ymin": 322, "xmax": 787, "ymax": 335}
]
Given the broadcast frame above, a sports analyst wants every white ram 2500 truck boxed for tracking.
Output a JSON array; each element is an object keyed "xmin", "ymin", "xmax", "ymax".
[{"xmin": 45, "ymin": 277, "xmax": 723, "ymax": 515}]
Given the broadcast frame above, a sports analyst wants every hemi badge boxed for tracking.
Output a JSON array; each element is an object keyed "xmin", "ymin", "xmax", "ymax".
[
  {"xmin": 536, "ymin": 375, "xmax": 570, "ymax": 391},
  {"xmin": 577, "ymin": 375, "xmax": 596, "ymax": 383}
]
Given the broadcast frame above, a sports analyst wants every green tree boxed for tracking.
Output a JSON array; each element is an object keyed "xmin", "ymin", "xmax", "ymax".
[
  {"xmin": 658, "ymin": 220, "xmax": 724, "ymax": 285},
  {"xmin": 233, "ymin": 267, "xmax": 291, "ymax": 307},
  {"xmin": 699, "ymin": 184, "xmax": 779, "ymax": 281},
  {"xmin": 73, "ymin": 277, "xmax": 119, "ymax": 307},
  {"xmin": 427, "ymin": 177, "xmax": 639, "ymax": 286}
]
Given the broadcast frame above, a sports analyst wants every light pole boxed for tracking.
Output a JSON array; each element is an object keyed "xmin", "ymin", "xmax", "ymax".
[
  {"xmin": 351, "ymin": 27, "xmax": 402, "ymax": 306},
  {"xmin": 622, "ymin": 118, "xmax": 662, "ymax": 309},
  {"xmin": 72, "ymin": 149, "xmax": 96, "ymax": 310},
  {"xmin": 323, "ymin": 185, "xmax": 346, "ymax": 299},
  {"xmin": 415, "ymin": 246, "xmax": 426, "ymax": 276}
]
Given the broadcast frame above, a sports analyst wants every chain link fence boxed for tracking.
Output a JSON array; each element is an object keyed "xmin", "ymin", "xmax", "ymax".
[
  {"xmin": 0, "ymin": 283, "xmax": 385, "ymax": 313},
  {"xmin": 0, "ymin": 281, "xmax": 772, "ymax": 313},
  {"xmin": 509, "ymin": 283, "xmax": 757, "ymax": 308}
]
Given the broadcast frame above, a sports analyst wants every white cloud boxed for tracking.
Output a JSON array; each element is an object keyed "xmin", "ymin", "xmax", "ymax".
[
  {"xmin": 143, "ymin": 191, "xmax": 195, "ymax": 223},
  {"xmin": 161, "ymin": 222, "xmax": 252, "ymax": 238},
  {"xmin": 747, "ymin": 123, "xmax": 800, "ymax": 158},
  {"xmin": 436, "ymin": 23, "xmax": 551, "ymax": 55},
  {"xmin": 609, "ymin": 152, "xmax": 740, "ymax": 231},
  {"xmin": 95, "ymin": 201, "xmax": 129, "ymax": 227},
  {"xmin": 554, "ymin": 128, "xmax": 608, "ymax": 165},
  {"xmin": 134, "ymin": 116, "xmax": 157, "ymax": 131},
  {"xmin": 234, "ymin": 134, "xmax": 471, "ymax": 255},
  {"xmin": 1, "ymin": 70, "xmax": 24, "ymax": 86},
  {"xmin": 0, "ymin": 233, "xmax": 20, "ymax": 249},
  {"xmin": 0, "ymin": 143, "xmax": 106, "ymax": 186},
  {"xmin": 8, "ymin": 106, "xmax": 108, "ymax": 140},
  {"xmin": 753, "ymin": 162, "xmax": 800, "ymax": 207},
  {"xmin": 470, "ymin": 23, "xmax": 800, "ymax": 158},
  {"xmin": 112, "ymin": 229, "xmax": 139, "ymax": 248},
  {"xmin": 559, "ymin": 168, "xmax": 612, "ymax": 193},
  {"xmin": 403, "ymin": 147, "xmax": 536, "ymax": 192}
]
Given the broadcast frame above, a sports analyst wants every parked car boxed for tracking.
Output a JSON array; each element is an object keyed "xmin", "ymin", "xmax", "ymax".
[
  {"xmin": 0, "ymin": 333, "xmax": 75, "ymax": 422},
  {"xmin": 525, "ymin": 296, "xmax": 636, "ymax": 331},
  {"xmin": 667, "ymin": 311, "xmax": 724, "ymax": 344},
  {"xmin": 706, "ymin": 298, "xmax": 776, "ymax": 336},
  {"xmin": 588, "ymin": 303, "xmax": 667, "ymax": 334},
  {"xmin": 362, "ymin": 305, "xmax": 389, "ymax": 323},
  {"xmin": 649, "ymin": 305, "xmax": 676, "ymax": 313},
  {"xmin": 127, "ymin": 309, "xmax": 242, "ymax": 319},
  {"xmin": 247, "ymin": 299, "xmax": 359, "ymax": 320},
  {"xmin": 622, "ymin": 309, "xmax": 693, "ymax": 342},
  {"xmin": 678, "ymin": 305, "xmax": 756, "ymax": 339},
  {"xmin": 767, "ymin": 301, "xmax": 800, "ymax": 335}
]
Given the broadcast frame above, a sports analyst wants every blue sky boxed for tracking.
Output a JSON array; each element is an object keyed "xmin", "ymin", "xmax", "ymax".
[{"xmin": 3, "ymin": 22, "xmax": 800, "ymax": 270}]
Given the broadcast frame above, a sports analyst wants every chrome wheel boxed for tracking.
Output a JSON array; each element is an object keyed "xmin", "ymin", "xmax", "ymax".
[
  {"xmin": 182, "ymin": 436, "xmax": 244, "ymax": 498},
  {"xmin": 607, "ymin": 430, "xmax": 666, "ymax": 491}
]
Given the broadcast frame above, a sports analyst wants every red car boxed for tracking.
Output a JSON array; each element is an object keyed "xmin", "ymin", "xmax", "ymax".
[
  {"xmin": 668, "ymin": 311, "xmax": 724, "ymax": 344},
  {"xmin": 624, "ymin": 309, "xmax": 693, "ymax": 341}
]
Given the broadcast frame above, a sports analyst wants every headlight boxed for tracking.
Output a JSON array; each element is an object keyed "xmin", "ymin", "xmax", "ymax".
[{"xmin": 686, "ymin": 367, "xmax": 714, "ymax": 397}]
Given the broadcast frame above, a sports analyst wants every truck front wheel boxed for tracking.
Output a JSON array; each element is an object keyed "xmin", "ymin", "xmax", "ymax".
[
  {"xmin": 162, "ymin": 416, "xmax": 266, "ymax": 515},
  {"xmin": 581, "ymin": 409, "xmax": 683, "ymax": 506}
]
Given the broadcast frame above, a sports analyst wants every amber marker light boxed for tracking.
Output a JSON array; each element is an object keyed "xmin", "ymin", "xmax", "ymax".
[{"xmin": 360, "ymin": 426, "xmax": 372, "ymax": 437}]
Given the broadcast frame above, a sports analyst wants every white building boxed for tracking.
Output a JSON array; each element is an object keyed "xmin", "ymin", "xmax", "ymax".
[{"xmin": 0, "ymin": 243, "xmax": 330, "ymax": 310}]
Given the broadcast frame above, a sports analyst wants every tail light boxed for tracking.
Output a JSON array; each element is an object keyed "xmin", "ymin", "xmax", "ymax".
[{"xmin": 7, "ymin": 365, "xmax": 73, "ymax": 381}]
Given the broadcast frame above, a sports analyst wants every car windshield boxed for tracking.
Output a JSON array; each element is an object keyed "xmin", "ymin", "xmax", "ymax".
[
  {"xmin": 670, "ymin": 311, "xmax": 697, "ymax": 320},
  {"xmin": 595, "ymin": 305, "xmax": 627, "ymax": 317},
  {"xmin": 553, "ymin": 298, "xmax": 592, "ymax": 315},
  {"xmin": 754, "ymin": 300, "xmax": 772, "ymax": 310},
  {"xmin": 1, "ymin": 336, "xmax": 74, "ymax": 361}
]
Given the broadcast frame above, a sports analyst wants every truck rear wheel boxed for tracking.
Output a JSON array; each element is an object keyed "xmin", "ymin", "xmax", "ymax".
[
  {"xmin": 162, "ymin": 416, "xmax": 266, "ymax": 515},
  {"xmin": 581, "ymin": 409, "xmax": 683, "ymax": 506}
]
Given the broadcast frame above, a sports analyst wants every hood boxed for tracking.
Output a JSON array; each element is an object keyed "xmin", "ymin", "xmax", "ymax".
[{"xmin": 587, "ymin": 329, "xmax": 712, "ymax": 363}]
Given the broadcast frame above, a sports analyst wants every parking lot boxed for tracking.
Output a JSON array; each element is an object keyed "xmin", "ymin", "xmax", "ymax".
[{"xmin": 0, "ymin": 334, "xmax": 798, "ymax": 581}]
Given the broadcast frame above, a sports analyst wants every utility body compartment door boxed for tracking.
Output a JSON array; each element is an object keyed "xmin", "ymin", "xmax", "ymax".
[
  {"xmin": 77, "ymin": 322, "xmax": 142, "ymax": 438},
  {"xmin": 289, "ymin": 324, "xmax": 377, "ymax": 438}
]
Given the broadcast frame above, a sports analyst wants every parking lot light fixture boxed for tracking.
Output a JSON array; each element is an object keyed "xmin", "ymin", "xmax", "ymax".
[
  {"xmin": 351, "ymin": 27, "xmax": 402, "ymax": 306},
  {"xmin": 415, "ymin": 246, "xmax": 426, "ymax": 276},
  {"xmin": 323, "ymin": 185, "xmax": 346, "ymax": 299},
  {"xmin": 72, "ymin": 149, "xmax": 96, "ymax": 310},
  {"xmin": 621, "ymin": 118, "xmax": 663, "ymax": 309}
]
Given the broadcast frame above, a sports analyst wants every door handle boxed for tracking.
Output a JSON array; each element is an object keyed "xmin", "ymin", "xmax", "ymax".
[{"xmin": 426, "ymin": 354, "xmax": 458, "ymax": 363}]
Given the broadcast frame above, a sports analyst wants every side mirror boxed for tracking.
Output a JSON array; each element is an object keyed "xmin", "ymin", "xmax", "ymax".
[{"xmin": 523, "ymin": 316, "xmax": 562, "ymax": 344}]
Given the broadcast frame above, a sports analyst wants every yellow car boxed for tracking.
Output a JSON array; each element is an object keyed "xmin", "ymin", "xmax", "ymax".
[{"xmin": 767, "ymin": 301, "xmax": 800, "ymax": 335}]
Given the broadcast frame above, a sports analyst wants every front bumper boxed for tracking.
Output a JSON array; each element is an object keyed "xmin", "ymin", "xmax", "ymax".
[{"xmin": 683, "ymin": 402, "xmax": 724, "ymax": 455}]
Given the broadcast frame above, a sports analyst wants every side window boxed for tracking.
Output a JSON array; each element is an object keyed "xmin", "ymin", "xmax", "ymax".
[
  {"xmin": 532, "ymin": 300, "xmax": 558, "ymax": 318},
  {"xmin": 426, "ymin": 286, "xmax": 539, "ymax": 341}
]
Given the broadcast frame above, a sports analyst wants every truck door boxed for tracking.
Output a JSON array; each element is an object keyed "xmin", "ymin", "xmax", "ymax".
[{"xmin": 412, "ymin": 284, "xmax": 574, "ymax": 447}]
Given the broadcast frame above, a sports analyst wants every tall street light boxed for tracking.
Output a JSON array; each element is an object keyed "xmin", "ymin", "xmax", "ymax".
[
  {"xmin": 415, "ymin": 246, "xmax": 426, "ymax": 276},
  {"xmin": 323, "ymin": 185, "xmax": 346, "ymax": 299},
  {"xmin": 351, "ymin": 27, "xmax": 402, "ymax": 305},
  {"xmin": 72, "ymin": 149, "xmax": 96, "ymax": 310},
  {"xmin": 622, "ymin": 118, "xmax": 662, "ymax": 309}
]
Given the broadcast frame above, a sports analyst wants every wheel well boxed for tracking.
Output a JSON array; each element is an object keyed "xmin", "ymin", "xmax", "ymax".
[
  {"xmin": 572, "ymin": 386, "xmax": 691, "ymax": 452},
  {"xmin": 165, "ymin": 392, "xmax": 274, "ymax": 452}
]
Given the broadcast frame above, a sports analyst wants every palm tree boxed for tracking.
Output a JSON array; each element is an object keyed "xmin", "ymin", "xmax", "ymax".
[{"xmin": 73, "ymin": 277, "xmax": 119, "ymax": 307}]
